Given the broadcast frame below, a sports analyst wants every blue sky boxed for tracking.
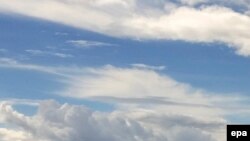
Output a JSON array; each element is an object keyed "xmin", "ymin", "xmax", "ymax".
[{"xmin": 0, "ymin": 1, "xmax": 250, "ymax": 141}]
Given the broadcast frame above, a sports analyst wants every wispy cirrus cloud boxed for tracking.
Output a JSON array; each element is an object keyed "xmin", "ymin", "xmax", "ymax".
[
  {"xmin": 131, "ymin": 64, "xmax": 166, "ymax": 71},
  {"xmin": 1, "ymin": 0, "xmax": 250, "ymax": 56},
  {"xmin": 0, "ymin": 57, "xmax": 72, "ymax": 77},
  {"xmin": 178, "ymin": 0, "xmax": 250, "ymax": 8},
  {"xmin": 67, "ymin": 40, "xmax": 116, "ymax": 48},
  {"xmin": 0, "ymin": 49, "xmax": 8, "ymax": 54},
  {"xmin": 26, "ymin": 49, "xmax": 73, "ymax": 58},
  {"xmin": 54, "ymin": 32, "xmax": 68, "ymax": 36}
]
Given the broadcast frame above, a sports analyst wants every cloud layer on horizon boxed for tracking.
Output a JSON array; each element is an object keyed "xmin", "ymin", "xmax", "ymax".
[{"xmin": 1, "ymin": 0, "xmax": 250, "ymax": 56}]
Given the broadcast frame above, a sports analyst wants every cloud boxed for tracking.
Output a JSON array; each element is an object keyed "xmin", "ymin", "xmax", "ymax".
[
  {"xmin": 26, "ymin": 49, "xmax": 73, "ymax": 58},
  {"xmin": 125, "ymin": 6, "xmax": 250, "ymax": 56},
  {"xmin": 0, "ymin": 100, "xmax": 226, "ymax": 141},
  {"xmin": 1, "ymin": 60, "xmax": 248, "ymax": 119},
  {"xmin": 0, "ymin": 58, "xmax": 18, "ymax": 64},
  {"xmin": 178, "ymin": 0, "xmax": 250, "ymax": 8},
  {"xmin": 67, "ymin": 40, "xmax": 116, "ymax": 48},
  {"xmin": 177, "ymin": 0, "xmax": 207, "ymax": 6},
  {"xmin": 61, "ymin": 65, "xmax": 215, "ymax": 102},
  {"xmin": 0, "ymin": 57, "xmax": 74, "ymax": 77},
  {"xmin": 1, "ymin": 0, "xmax": 250, "ymax": 56},
  {"xmin": 54, "ymin": 32, "xmax": 68, "ymax": 36},
  {"xmin": 0, "ymin": 128, "xmax": 35, "ymax": 141},
  {"xmin": 0, "ymin": 99, "xmax": 40, "ymax": 107},
  {"xmin": 60, "ymin": 65, "xmax": 250, "ymax": 120},
  {"xmin": 0, "ymin": 59, "xmax": 249, "ymax": 117},
  {"xmin": 0, "ymin": 57, "xmax": 54, "ymax": 72},
  {"xmin": 0, "ymin": 63, "xmax": 250, "ymax": 140}
]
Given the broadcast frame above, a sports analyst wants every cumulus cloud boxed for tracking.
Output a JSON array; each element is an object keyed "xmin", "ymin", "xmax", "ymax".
[
  {"xmin": 0, "ymin": 0, "xmax": 250, "ymax": 56},
  {"xmin": 0, "ymin": 100, "xmax": 226, "ymax": 141}
]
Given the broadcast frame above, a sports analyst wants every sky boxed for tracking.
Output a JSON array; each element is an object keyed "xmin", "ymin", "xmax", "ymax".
[{"xmin": 0, "ymin": 0, "xmax": 250, "ymax": 141}]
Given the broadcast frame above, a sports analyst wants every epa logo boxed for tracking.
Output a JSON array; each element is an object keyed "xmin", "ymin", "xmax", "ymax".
[
  {"xmin": 227, "ymin": 125, "xmax": 250, "ymax": 141},
  {"xmin": 231, "ymin": 131, "xmax": 247, "ymax": 138}
]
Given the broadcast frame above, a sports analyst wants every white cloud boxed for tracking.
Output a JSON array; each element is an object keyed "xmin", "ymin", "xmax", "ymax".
[
  {"xmin": 67, "ymin": 40, "xmax": 116, "ymax": 48},
  {"xmin": 124, "ymin": 6, "xmax": 250, "ymax": 56},
  {"xmin": 0, "ymin": 128, "xmax": 35, "ymax": 141},
  {"xmin": 1, "ymin": 0, "xmax": 250, "ymax": 56},
  {"xmin": 61, "ymin": 65, "xmax": 213, "ymax": 102},
  {"xmin": 60, "ymin": 65, "xmax": 250, "ymax": 119}
]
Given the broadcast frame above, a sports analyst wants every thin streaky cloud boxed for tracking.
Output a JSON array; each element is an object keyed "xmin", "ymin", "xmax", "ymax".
[
  {"xmin": 54, "ymin": 32, "xmax": 68, "ymax": 36},
  {"xmin": 26, "ymin": 49, "xmax": 73, "ymax": 58},
  {"xmin": 0, "ymin": 99, "xmax": 40, "ymax": 107},
  {"xmin": 0, "ymin": 57, "xmax": 71, "ymax": 77},
  {"xmin": 0, "ymin": 58, "xmax": 18, "ymax": 64},
  {"xmin": 0, "ymin": 49, "xmax": 7, "ymax": 53},
  {"xmin": 67, "ymin": 40, "xmax": 116, "ymax": 48},
  {"xmin": 53, "ymin": 52, "xmax": 73, "ymax": 58},
  {"xmin": 131, "ymin": 64, "xmax": 166, "ymax": 71}
]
